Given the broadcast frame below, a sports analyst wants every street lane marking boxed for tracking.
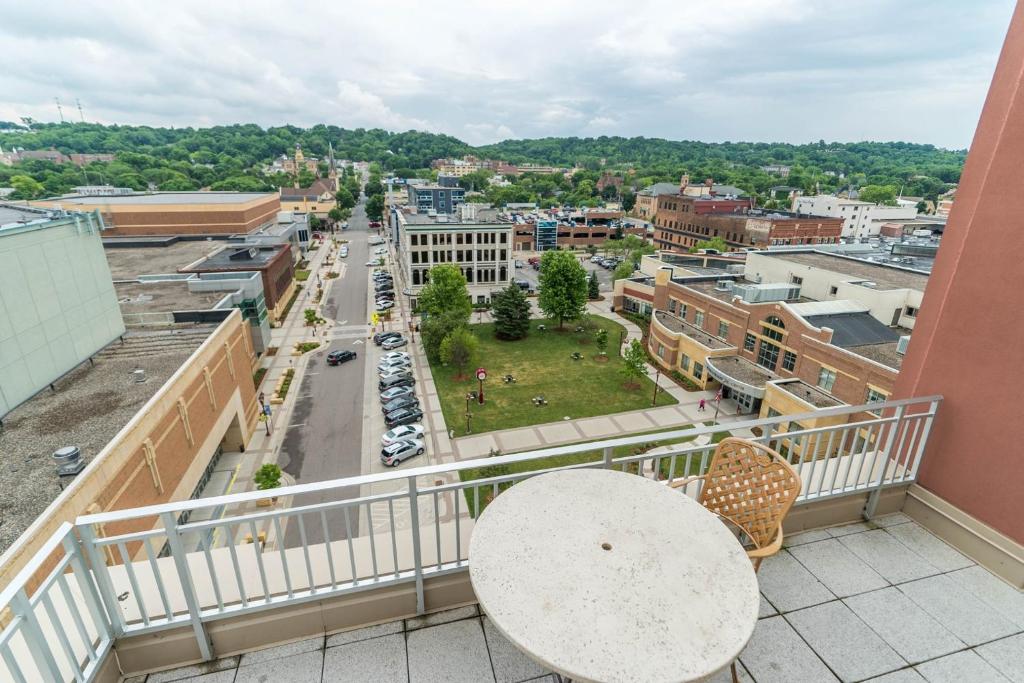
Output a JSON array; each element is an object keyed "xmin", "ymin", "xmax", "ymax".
[{"xmin": 289, "ymin": 423, "xmax": 307, "ymax": 429}]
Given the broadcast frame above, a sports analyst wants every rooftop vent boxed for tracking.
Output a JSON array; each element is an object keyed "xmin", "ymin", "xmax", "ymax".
[
  {"xmin": 130, "ymin": 368, "xmax": 147, "ymax": 384},
  {"xmin": 731, "ymin": 282, "xmax": 800, "ymax": 303},
  {"xmin": 53, "ymin": 446, "xmax": 85, "ymax": 477},
  {"xmin": 715, "ymin": 280, "xmax": 732, "ymax": 291},
  {"xmin": 897, "ymin": 335, "xmax": 911, "ymax": 355}
]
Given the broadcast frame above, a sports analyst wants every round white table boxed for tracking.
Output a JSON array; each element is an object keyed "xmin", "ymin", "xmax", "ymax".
[{"xmin": 469, "ymin": 468, "xmax": 759, "ymax": 683}]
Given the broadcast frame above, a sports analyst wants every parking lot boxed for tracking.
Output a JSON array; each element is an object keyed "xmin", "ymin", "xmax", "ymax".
[{"xmin": 513, "ymin": 250, "xmax": 617, "ymax": 296}]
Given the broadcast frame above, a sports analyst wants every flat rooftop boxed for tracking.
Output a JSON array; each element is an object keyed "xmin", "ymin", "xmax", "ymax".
[
  {"xmin": 706, "ymin": 355, "xmax": 777, "ymax": 387},
  {"xmin": 114, "ymin": 281, "xmax": 227, "ymax": 314},
  {"xmin": 773, "ymin": 379, "xmax": 844, "ymax": 408},
  {"xmin": 0, "ymin": 203, "xmax": 59, "ymax": 228},
  {"xmin": 105, "ymin": 240, "xmax": 228, "ymax": 279},
  {"xmin": 184, "ymin": 244, "xmax": 286, "ymax": 271},
  {"xmin": 764, "ymin": 251, "xmax": 930, "ymax": 291},
  {"xmin": 0, "ymin": 328, "xmax": 212, "ymax": 555},
  {"xmin": 40, "ymin": 192, "xmax": 275, "ymax": 206},
  {"xmin": 847, "ymin": 341, "xmax": 904, "ymax": 370},
  {"xmin": 654, "ymin": 311, "xmax": 734, "ymax": 350},
  {"xmin": 401, "ymin": 213, "xmax": 507, "ymax": 227}
]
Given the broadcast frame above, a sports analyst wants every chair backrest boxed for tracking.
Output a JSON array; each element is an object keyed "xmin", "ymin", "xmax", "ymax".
[{"xmin": 697, "ymin": 437, "xmax": 802, "ymax": 550}]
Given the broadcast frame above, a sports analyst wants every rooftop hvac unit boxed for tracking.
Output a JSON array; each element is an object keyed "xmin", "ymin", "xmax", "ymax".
[
  {"xmin": 896, "ymin": 335, "xmax": 911, "ymax": 355},
  {"xmin": 715, "ymin": 280, "xmax": 732, "ymax": 291},
  {"xmin": 726, "ymin": 264, "xmax": 745, "ymax": 274},
  {"xmin": 53, "ymin": 446, "xmax": 85, "ymax": 477},
  {"xmin": 131, "ymin": 368, "xmax": 147, "ymax": 384},
  {"xmin": 731, "ymin": 282, "xmax": 800, "ymax": 303}
]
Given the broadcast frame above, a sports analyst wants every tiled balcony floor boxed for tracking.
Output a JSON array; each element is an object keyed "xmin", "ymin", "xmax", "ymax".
[{"xmin": 125, "ymin": 516, "xmax": 1024, "ymax": 683}]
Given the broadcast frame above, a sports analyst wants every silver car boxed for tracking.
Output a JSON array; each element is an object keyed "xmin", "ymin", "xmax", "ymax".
[{"xmin": 380, "ymin": 438, "xmax": 425, "ymax": 466}]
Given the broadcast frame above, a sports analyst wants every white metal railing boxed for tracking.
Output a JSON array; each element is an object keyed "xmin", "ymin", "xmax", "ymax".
[{"xmin": 0, "ymin": 395, "xmax": 941, "ymax": 681}]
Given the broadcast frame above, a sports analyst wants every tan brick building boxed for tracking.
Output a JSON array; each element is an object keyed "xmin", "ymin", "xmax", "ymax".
[{"xmin": 33, "ymin": 192, "xmax": 281, "ymax": 237}]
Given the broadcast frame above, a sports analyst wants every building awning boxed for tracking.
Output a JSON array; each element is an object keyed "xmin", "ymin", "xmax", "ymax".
[{"xmin": 704, "ymin": 355, "xmax": 776, "ymax": 398}]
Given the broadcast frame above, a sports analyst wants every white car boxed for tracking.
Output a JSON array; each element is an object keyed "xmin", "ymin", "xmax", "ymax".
[
  {"xmin": 379, "ymin": 366, "xmax": 412, "ymax": 380},
  {"xmin": 380, "ymin": 438, "xmax": 425, "ymax": 466},
  {"xmin": 365, "ymin": 260, "xmax": 377, "ymax": 267},
  {"xmin": 380, "ymin": 351, "xmax": 409, "ymax": 361},
  {"xmin": 382, "ymin": 336, "xmax": 407, "ymax": 350},
  {"xmin": 374, "ymin": 247, "xmax": 387, "ymax": 255},
  {"xmin": 376, "ymin": 301, "xmax": 395, "ymax": 311},
  {"xmin": 381, "ymin": 424, "xmax": 425, "ymax": 446}
]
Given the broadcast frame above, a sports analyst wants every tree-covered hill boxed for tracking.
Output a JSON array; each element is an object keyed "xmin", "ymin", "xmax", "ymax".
[{"xmin": 0, "ymin": 121, "xmax": 964, "ymax": 201}]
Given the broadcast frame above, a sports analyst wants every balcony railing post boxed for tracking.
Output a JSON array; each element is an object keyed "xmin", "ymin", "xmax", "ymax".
[
  {"xmin": 61, "ymin": 532, "xmax": 113, "ymax": 645},
  {"xmin": 864, "ymin": 404, "xmax": 906, "ymax": 520},
  {"xmin": 9, "ymin": 590, "xmax": 63, "ymax": 682},
  {"xmin": 77, "ymin": 522, "xmax": 126, "ymax": 635},
  {"xmin": 159, "ymin": 512, "xmax": 213, "ymax": 661},
  {"xmin": 602, "ymin": 446, "xmax": 613, "ymax": 469},
  {"xmin": 407, "ymin": 476, "xmax": 425, "ymax": 614}
]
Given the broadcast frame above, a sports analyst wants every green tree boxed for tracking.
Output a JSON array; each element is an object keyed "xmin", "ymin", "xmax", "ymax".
[
  {"xmin": 491, "ymin": 284, "xmax": 531, "ymax": 340},
  {"xmin": 689, "ymin": 237, "xmax": 729, "ymax": 253},
  {"xmin": 858, "ymin": 184, "xmax": 898, "ymax": 205},
  {"xmin": 308, "ymin": 214, "xmax": 322, "ymax": 231},
  {"xmin": 612, "ymin": 261, "xmax": 635, "ymax": 282},
  {"xmin": 304, "ymin": 308, "xmax": 318, "ymax": 326},
  {"xmin": 9, "ymin": 174, "xmax": 45, "ymax": 199},
  {"xmin": 328, "ymin": 207, "xmax": 344, "ymax": 223},
  {"xmin": 365, "ymin": 194, "xmax": 385, "ymax": 220},
  {"xmin": 335, "ymin": 187, "xmax": 356, "ymax": 209},
  {"xmin": 587, "ymin": 271, "xmax": 600, "ymax": 299},
  {"xmin": 254, "ymin": 463, "xmax": 282, "ymax": 491},
  {"xmin": 595, "ymin": 328, "xmax": 609, "ymax": 356},
  {"xmin": 439, "ymin": 327, "xmax": 479, "ymax": 377},
  {"xmin": 621, "ymin": 190, "xmax": 636, "ymax": 212},
  {"xmin": 418, "ymin": 264, "xmax": 472, "ymax": 320},
  {"xmin": 620, "ymin": 339, "xmax": 648, "ymax": 388},
  {"xmin": 421, "ymin": 310, "xmax": 468, "ymax": 360},
  {"xmin": 537, "ymin": 250, "xmax": 588, "ymax": 329}
]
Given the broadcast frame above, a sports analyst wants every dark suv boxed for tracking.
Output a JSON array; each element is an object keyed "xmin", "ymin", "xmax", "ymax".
[
  {"xmin": 385, "ymin": 406, "xmax": 424, "ymax": 428},
  {"xmin": 382, "ymin": 396, "xmax": 419, "ymax": 415}
]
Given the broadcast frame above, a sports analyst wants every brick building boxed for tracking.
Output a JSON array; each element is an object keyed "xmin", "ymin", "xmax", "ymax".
[
  {"xmin": 33, "ymin": 192, "xmax": 281, "ymax": 237},
  {"xmin": 653, "ymin": 194, "xmax": 843, "ymax": 251},
  {"xmin": 615, "ymin": 264, "xmax": 905, "ymax": 419},
  {"xmin": 180, "ymin": 244, "xmax": 296, "ymax": 321}
]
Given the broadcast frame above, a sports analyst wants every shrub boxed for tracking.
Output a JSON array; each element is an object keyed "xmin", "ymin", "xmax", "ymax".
[{"xmin": 254, "ymin": 463, "xmax": 282, "ymax": 491}]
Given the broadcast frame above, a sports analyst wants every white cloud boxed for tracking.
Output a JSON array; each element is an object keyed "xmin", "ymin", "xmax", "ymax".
[{"xmin": 0, "ymin": 0, "xmax": 1014, "ymax": 148}]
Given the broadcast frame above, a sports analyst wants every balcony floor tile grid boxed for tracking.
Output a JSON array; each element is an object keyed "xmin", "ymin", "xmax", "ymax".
[{"xmin": 122, "ymin": 521, "xmax": 1023, "ymax": 683}]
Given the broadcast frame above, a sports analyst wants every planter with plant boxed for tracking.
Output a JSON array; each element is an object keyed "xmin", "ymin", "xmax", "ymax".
[{"xmin": 254, "ymin": 463, "xmax": 282, "ymax": 507}]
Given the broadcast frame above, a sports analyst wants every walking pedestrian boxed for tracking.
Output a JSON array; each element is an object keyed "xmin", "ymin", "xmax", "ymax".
[{"xmin": 698, "ymin": 398, "xmax": 706, "ymax": 412}]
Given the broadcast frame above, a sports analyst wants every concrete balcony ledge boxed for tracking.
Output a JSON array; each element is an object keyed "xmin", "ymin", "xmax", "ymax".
[{"xmin": 112, "ymin": 514, "xmax": 1024, "ymax": 683}]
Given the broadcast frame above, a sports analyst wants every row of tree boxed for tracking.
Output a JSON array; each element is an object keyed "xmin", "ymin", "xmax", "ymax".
[{"xmin": 0, "ymin": 121, "xmax": 963, "ymax": 202}]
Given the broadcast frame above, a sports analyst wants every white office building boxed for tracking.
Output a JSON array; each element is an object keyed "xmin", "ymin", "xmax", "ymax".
[
  {"xmin": 394, "ymin": 205, "xmax": 514, "ymax": 306},
  {"xmin": 0, "ymin": 204, "xmax": 125, "ymax": 417},
  {"xmin": 792, "ymin": 195, "xmax": 918, "ymax": 238}
]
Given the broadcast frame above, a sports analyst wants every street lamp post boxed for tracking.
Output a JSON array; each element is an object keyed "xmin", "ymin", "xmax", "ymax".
[{"xmin": 652, "ymin": 369, "xmax": 661, "ymax": 406}]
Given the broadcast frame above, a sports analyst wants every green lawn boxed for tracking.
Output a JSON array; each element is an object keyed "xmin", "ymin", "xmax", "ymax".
[
  {"xmin": 458, "ymin": 422, "xmax": 733, "ymax": 517},
  {"xmin": 295, "ymin": 269, "xmax": 311, "ymax": 282},
  {"xmin": 429, "ymin": 318, "xmax": 677, "ymax": 435}
]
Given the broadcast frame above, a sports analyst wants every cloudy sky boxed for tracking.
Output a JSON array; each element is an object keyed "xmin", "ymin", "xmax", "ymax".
[{"xmin": 0, "ymin": 0, "xmax": 1015, "ymax": 148}]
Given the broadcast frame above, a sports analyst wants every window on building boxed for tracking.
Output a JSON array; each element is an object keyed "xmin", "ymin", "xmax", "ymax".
[
  {"xmin": 829, "ymin": 286, "xmax": 838, "ymax": 296},
  {"xmin": 865, "ymin": 387, "xmax": 887, "ymax": 404},
  {"xmin": 790, "ymin": 275, "xmax": 803, "ymax": 285},
  {"xmin": 694, "ymin": 310, "xmax": 705, "ymax": 327},
  {"xmin": 668, "ymin": 299, "xmax": 677, "ymax": 314},
  {"xmin": 904, "ymin": 306, "xmax": 918, "ymax": 318},
  {"xmin": 762, "ymin": 316, "xmax": 785, "ymax": 342},
  {"xmin": 782, "ymin": 350, "xmax": 797, "ymax": 372},
  {"xmin": 766, "ymin": 407, "xmax": 782, "ymax": 419},
  {"xmin": 692, "ymin": 362, "xmax": 704, "ymax": 380},
  {"xmin": 657, "ymin": 344, "xmax": 665, "ymax": 359},
  {"xmin": 744, "ymin": 333, "xmax": 756, "ymax": 352},
  {"xmin": 680, "ymin": 304, "xmax": 688, "ymax": 318},
  {"xmin": 717, "ymin": 321, "xmax": 728, "ymax": 339},
  {"xmin": 756, "ymin": 340, "xmax": 780, "ymax": 371},
  {"xmin": 817, "ymin": 367, "xmax": 837, "ymax": 392},
  {"xmin": 680, "ymin": 354, "xmax": 690, "ymax": 371}
]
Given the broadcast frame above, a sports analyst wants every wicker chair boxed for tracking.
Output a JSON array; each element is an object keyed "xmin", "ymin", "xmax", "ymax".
[
  {"xmin": 669, "ymin": 437, "xmax": 802, "ymax": 571},
  {"xmin": 670, "ymin": 438, "xmax": 801, "ymax": 683}
]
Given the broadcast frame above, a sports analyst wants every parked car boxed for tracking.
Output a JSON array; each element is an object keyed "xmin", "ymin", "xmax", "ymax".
[
  {"xmin": 378, "ymin": 358, "xmax": 411, "ymax": 373},
  {"xmin": 382, "ymin": 336, "xmax": 407, "ymax": 350},
  {"xmin": 341, "ymin": 222, "xmax": 349, "ymax": 229},
  {"xmin": 339, "ymin": 248, "xmax": 349, "ymax": 258},
  {"xmin": 369, "ymin": 221, "xmax": 382, "ymax": 228},
  {"xmin": 365, "ymin": 261, "xmax": 378, "ymax": 267},
  {"xmin": 326, "ymin": 350, "xmax": 356, "ymax": 365},
  {"xmin": 384, "ymin": 406, "xmax": 424, "ymax": 428},
  {"xmin": 514, "ymin": 279, "xmax": 530, "ymax": 290},
  {"xmin": 374, "ymin": 247, "xmax": 387, "ymax": 255},
  {"xmin": 380, "ymin": 350, "xmax": 409, "ymax": 361},
  {"xmin": 373, "ymin": 331, "xmax": 402, "ymax": 345},
  {"xmin": 379, "ymin": 374, "xmax": 415, "ymax": 390},
  {"xmin": 379, "ymin": 366, "xmax": 412, "ymax": 381},
  {"xmin": 382, "ymin": 396, "xmax": 419, "ymax": 415},
  {"xmin": 380, "ymin": 385, "xmax": 415, "ymax": 403},
  {"xmin": 381, "ymin": 424, "xmax": 425, "ymax": 446},
  {"xmin": 380, "ymin": 438, "xmax": 425, "ymax": 466},
  {"xmin": 376, "ymin": 301, "xmax": 395, "ymax": 312}
]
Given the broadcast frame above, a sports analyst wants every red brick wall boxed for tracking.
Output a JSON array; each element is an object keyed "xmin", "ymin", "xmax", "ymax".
[{"xmin": 98, "ymin": 196, "xmax": 281, "ymax": 236}]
